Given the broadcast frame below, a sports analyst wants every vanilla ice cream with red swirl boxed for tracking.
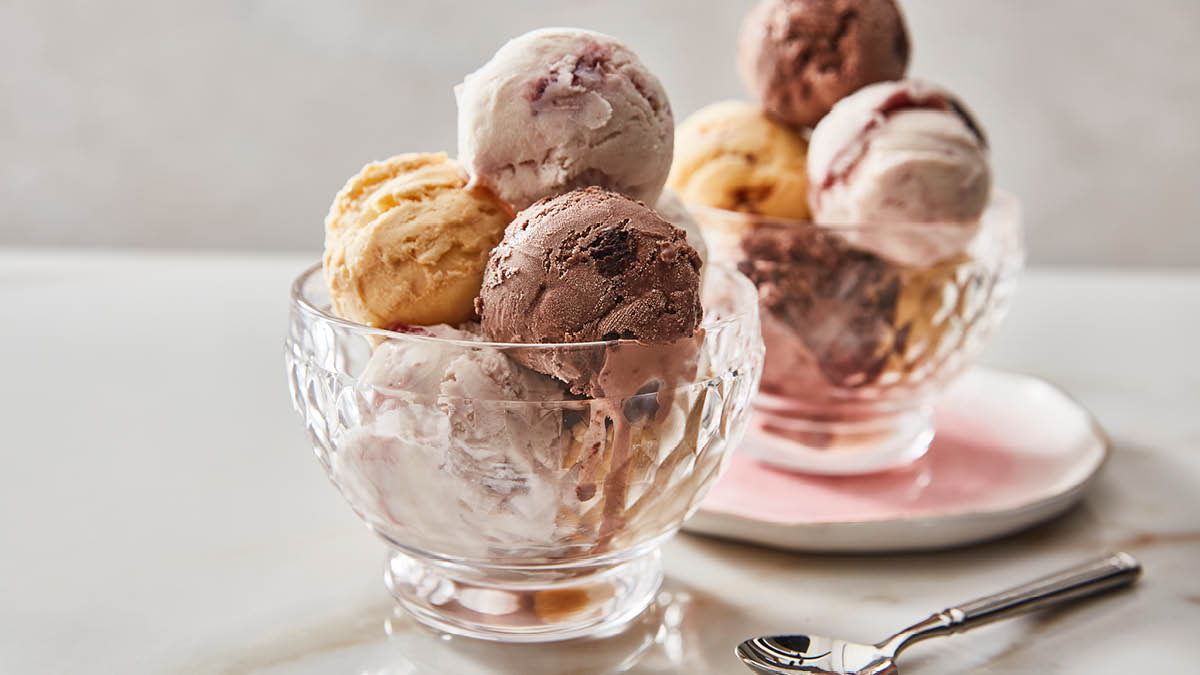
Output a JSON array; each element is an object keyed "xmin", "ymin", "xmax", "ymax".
[
  {"xmin": 455, "ymin": 27, "xmax": 673, "ymax": 211},
  {"xmin": 808, "ymin": 79, "xmax": 991, "ymax": 267}
]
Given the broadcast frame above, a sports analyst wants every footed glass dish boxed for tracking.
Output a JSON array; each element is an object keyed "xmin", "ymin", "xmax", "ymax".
[
  {"xmin": 692, "ymin": 191, "xmax": 1024, "ymax": 475},
  {"xmin": 285, "ymin": 263, "xmax": 762, "ymax": 641}
]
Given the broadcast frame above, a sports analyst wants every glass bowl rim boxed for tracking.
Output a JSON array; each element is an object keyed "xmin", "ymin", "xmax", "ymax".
[
  {"xmin": 684, "ymin": 188, "xmax": 1020, "ymax": 231},
  {"xmin": 290, "ymin": 260, "xmax": 759, "ymax": 350}
]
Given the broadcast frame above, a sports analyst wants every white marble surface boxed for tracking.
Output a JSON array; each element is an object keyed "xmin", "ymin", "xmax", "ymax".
[{"xmin": 1, "ymin": 249, "xmax": 1198, "ymax": 674}]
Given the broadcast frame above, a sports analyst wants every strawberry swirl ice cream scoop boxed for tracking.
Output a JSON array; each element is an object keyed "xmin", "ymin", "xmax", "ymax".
[
  {"xmin": 456, "ymin": 28, "xmax": 674, "ymax": 211},
  {"xmin": 807, "ymin": 79, "xmax": 992, "ymax": 266}
]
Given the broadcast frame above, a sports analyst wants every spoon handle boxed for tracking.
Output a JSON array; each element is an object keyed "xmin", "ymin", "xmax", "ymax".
[{"xmin": 881, "ymin": 552, "xmax": 1141, "ymax": 654}]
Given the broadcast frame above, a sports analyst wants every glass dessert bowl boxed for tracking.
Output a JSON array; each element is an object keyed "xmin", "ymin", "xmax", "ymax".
[
  {"xmin": 285, "ymin": 263, "xmax": 762, "ymax": 642},
  {"xmin": 691, "ymin": 191, "xmax": 1023, "ymax": 475}
]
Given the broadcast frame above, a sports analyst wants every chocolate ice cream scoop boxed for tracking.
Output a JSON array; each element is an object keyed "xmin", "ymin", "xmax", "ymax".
[
  {"xmin": 738, "ymin": 0, "xmax": 910, "ymax": 129},
  {"xmin": 477, "ymin": 187, "xmax": 703, "ymax": 395}
]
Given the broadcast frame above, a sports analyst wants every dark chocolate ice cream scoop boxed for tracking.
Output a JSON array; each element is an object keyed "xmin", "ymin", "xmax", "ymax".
[{"xmin": 477, "ymin": 187, "xmax": 703, "ymax": 395}]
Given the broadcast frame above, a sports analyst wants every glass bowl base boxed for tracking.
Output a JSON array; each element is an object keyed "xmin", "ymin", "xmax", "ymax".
[
  {"xmin": 745, "ymin": 396, "xmax": 934, "ymax": 475},
  {"xmin": 384, "ymin": 547, "xmax": 664, "ymax": 643}
]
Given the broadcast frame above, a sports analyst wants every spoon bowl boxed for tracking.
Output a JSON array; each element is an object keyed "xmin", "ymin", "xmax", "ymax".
[{"xmin": 737, "ymin": 635, "xmax": 894, "ymax": 674}]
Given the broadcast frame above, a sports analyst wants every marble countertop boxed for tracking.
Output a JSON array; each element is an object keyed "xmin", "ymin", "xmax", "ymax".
[{"xmin": 1, "ymin": 249, "xmax": 1197, "ymax": 674}]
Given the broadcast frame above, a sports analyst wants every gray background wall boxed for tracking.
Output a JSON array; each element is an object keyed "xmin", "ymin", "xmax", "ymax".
[{"xmin": 2, "ymin": 0, "xmax": 1198, "ymax": 265}]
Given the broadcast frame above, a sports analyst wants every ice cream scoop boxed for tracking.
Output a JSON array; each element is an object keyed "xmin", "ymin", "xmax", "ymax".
[
  {"xmin": 456, "ymin": 28, "xmax": 674, "ymax": 211},
  {"xmin": 477, "ymin": 187, "xmax": 702, "ymax": 396},
  {"xmin": 738, "ymin": 0, "xmax": 910, "ymax": 129},
  {"xmin": 668, "ymin": 100, "xmax": 810, "ymax": 221},
  {"xmin": 323, "ymin": 152, "xmax": 512, "ymax": 328},
  {"xmin": 807, "ymin": 79, "xmax": 992, "ymax": 266}
]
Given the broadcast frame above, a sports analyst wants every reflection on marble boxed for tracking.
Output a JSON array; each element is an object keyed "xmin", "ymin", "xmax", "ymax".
[{"xmin": 221, "ymin": 580, "xmax": 744, "ymax": 675}]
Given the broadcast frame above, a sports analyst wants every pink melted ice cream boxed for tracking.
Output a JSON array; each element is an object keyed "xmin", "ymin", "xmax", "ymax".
[
  {"xmin": 334, "ymin": 324, "xmax": 575, "ymax": 557},
  {"xmin": 333, "ymin": 323, "xmax": 705, "ymax": 559}
]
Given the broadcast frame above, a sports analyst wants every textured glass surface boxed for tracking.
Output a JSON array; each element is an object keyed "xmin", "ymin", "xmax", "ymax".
[
  {"xmin": 694, "ymin": 192, "xmax": 1024, "ymax": 407},
  {"xmin": 286, "ymin": 264, "xmax": 763, "ymax": 565}
]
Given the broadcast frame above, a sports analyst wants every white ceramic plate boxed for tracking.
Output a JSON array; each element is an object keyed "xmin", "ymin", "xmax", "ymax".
[{"xmin": 682, "ymin": 367, "xmax": 1109, "ymax": 552}]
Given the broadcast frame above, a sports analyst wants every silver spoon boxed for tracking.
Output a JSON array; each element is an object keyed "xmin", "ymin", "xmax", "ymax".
[{"xmin": 737, "ymin": 552, "xmax": 1141, "ymax": 674}]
